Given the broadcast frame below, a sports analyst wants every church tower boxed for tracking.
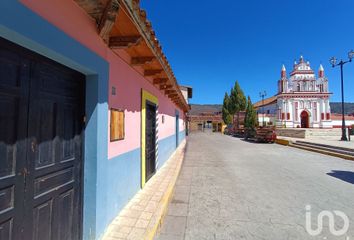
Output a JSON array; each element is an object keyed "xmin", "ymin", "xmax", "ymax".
[
  {"xmin": 278, "ymin": 64, "xmax": 288, "ymax": 93},
  {"xmin": 317, "ymin": 64, "xmax": 328, "ymax": 92}
]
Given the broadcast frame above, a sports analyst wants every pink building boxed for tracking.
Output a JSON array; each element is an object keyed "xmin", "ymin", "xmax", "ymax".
[{"xmin": 0, "ymin": 1, "xmax": 190, "ymax": 239}]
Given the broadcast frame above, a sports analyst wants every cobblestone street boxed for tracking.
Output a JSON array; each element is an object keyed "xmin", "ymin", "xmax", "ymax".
[{"xmin": 156, "ymin": 132, "xmax": 354, "ymax": 240}]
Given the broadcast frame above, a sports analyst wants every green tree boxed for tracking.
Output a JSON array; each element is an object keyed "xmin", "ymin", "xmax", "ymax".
[
  {"xmin": 229, "ymin": 81, "xmax": 247, "ymax": 128},
  {"xmin": 222, "ymin": 92, "xmax": 232, "ymax": 124},
  {"xmin": 244, "ymin": 96, "xmax": 257, "ymax": 131},
  {"xmin": 228, "ymin": 87, "xmax": 236, "ymax": 116}
]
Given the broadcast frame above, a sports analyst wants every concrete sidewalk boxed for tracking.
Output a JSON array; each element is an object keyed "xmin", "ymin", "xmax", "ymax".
[{"xmin": 103, "ymin": 140, "xmax": 186, "ymax": 240}]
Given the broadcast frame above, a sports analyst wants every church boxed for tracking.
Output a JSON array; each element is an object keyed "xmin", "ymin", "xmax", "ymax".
[{"xmin": 256, "ymin": 56, "xmax": 333, "ymax": 128}]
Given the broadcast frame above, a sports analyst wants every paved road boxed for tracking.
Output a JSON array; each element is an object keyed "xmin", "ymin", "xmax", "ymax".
[{"xmin": 155, "ymin": 131, "xmax": 354, "ymax": 240}]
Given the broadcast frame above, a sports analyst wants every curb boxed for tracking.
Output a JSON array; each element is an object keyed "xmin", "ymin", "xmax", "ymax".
[
  {"xmin": 144, "ymin": 141, "xmax": 187, "ymax": 240},
  {"xmin": 290, "ymin": 144, "xmax": 354, "ymax": 161},
  {"xmin": 275, "ymin": 138, "xmax": 291, "ymax": 146}
]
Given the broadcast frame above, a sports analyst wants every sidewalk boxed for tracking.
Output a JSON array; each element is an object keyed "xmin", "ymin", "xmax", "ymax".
[{"xmin": 103, "ymin": 140, "xmax": 187, "ymax": 240}]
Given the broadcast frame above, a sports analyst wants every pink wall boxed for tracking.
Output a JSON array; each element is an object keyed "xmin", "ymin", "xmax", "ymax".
[
  {"xmin": 20, "ymin": 0, "xmax": 186, "ymax": 159},
  {"xmin": 107, "ymin": 51, "xmax": 185, "ymax": 157}
]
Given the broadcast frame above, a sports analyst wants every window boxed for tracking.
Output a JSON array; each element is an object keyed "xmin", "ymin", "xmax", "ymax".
[{"xmin": 110, "ymin": 109, "xmax": 125, "ymax": 141}]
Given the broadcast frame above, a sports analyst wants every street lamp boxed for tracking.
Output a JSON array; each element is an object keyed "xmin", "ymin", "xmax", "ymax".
[
  {"xmin": 330, "ymin": 50, "xmax": 354, "ymax": 141},
  {"xmin": 259, "ymin": 91, "xmax": 267, "ymax": 127}
]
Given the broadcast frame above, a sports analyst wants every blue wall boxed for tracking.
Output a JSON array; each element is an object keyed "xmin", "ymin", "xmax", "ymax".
[
  {"xmin": 158, "ymin": 130, "xmax": 186, "ymax": 168},
  {"xmin": 179, "ymin": 130, "xmax": 186, "ymax": 145},
  {"xmin": 105, "ymin": 149, "xmax": 141, "ymax": 228}
]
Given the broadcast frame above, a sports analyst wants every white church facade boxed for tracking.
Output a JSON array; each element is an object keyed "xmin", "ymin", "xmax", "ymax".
[
  {"xmin": 255, "ymin": 56, "xmax": 333, "ymax": 128},
  {"xmin": 276, "ymin": 56, "xmax": 333, "ymax": 128}
]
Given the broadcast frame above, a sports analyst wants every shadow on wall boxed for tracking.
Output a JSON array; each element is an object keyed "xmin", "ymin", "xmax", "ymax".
[{"xmin": 327, "ymin": 170, "xmax": 354, "ymax": 184}]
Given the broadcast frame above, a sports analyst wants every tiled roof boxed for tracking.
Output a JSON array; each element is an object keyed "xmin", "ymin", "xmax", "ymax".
[
  {"xmin": 254, "ymin": 96, "xmax": 277, "ymax": 108},
  {"xmin": 331, "ymin": 114, "xmax": 354, "ymax": 121}
]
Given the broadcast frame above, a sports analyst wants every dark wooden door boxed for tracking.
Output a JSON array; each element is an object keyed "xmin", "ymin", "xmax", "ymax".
[
  {"xmin": 301, "ymin": 111, "xmax": 309, "ymax": 128},
  {"xmin": 145, "ymin": 101, "xmax": 156, "ymax": 182},
  {"xmin": 175, "ymin": 114, "xmax": 179, "ymax": 148},
  {"xmin": 0, "ymin": 38, "xmax": 85, "ymax": 240}
]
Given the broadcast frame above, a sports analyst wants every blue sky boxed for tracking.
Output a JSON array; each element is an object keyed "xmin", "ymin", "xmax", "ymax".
[{"xmin": 141, "ymin": 0, "xmax": 354, "ymax": 104}]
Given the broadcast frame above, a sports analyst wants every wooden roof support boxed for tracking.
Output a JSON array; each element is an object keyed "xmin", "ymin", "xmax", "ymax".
[
  {"xmin": 159, "ymin": 84, "xmax": 172, "ymax": 90},
  {"xmin": 168, "ymin": 94, "xmax": 178, "ymax": 98},
  {"xmin": 153, "ymin": 78, "xmax": 168, "ymax": 85},
  {"xmin": 144, "ymin": 69, "xmax": 163, "ymax": 77},
  {"xmin": 131, "ymin": 56, "xmax": 155, "ymax": 66},
  {"xmin": 165, "ymin": 90, "xmax": 175, "ymax": 95},
  {"xmin": 109, "ymin": 36, "xmax": 142, "ymax": 49},
  {"xmin": 98, "ymin": 0, "xmax": 120, "ymax": 42}
]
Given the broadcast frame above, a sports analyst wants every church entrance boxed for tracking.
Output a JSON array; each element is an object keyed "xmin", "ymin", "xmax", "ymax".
[{"xmin": 300, "ymin": 111, "xmax": 309, "ymax": 128}]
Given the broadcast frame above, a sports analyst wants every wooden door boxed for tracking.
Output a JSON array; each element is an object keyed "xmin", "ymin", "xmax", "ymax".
[
  {"xmin": 175, "ymin": 114, "xmax": 179, "ymax": 148},
  {"xmin": 301, "ymin": 111, "xmax": 309, "ymax": 128},
  {"xmin": 0, "ymin": 39, "xmax": 30, "ymax": 240},
  {"xmin": 0, "ymin": 37, "xmax": 85, "ymax": 240},
  {"xmin": 145, "ymin": 101, "xmax": 156, "ymax": 182}
]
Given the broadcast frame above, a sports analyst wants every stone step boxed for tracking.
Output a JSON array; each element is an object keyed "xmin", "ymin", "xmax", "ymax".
[
  {"xmin": 294, "ymin": 141, "xmax": 354, "ymax": 157},
  {"xmin": 290, "ymin": 143, "xmax": 354, "ymax": 161}
]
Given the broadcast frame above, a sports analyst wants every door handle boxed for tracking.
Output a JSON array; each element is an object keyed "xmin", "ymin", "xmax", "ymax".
[
  {"xmin": 31, "ymin": 140, "xmax": 36, "ymax": 153},
  {"xmin": 23, "ymin": 168, "xmax": 28, "ymax": 177},
  {"xmin": 18, "ymin": 168, "xmax": 28, "ymax": 177}
]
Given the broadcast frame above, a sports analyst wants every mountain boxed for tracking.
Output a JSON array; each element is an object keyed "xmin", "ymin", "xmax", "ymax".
[
  {"xmin": 329, "ymin": 103, "xmax": 354, "ymax": 115},
  {"xmin": 190, "ymin": 103, "xmax": 354, "ymax": 115},
  {"xmin": 189, "ymin": 104, "xmax": 222, "ymax": 115}
]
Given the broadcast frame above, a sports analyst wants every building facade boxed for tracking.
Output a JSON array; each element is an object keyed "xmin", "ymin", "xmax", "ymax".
[
  {"xmin": 0, "ymin": 1, "xmax": 190, "ymax": 240},
  {"xmin": 276, "ymin": 56, "xmax": 333, "ymax": 128}
]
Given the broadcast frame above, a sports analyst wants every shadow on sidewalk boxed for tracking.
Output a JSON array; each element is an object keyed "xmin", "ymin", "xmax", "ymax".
[{"xmin": 327, "ymin": 170, "xmax": 354, "ymax": 184}]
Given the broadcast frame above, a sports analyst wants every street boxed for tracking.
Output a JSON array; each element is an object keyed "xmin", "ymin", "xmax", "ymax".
[{"xmin": 156, "ymin": 131, "xmax": 354, "ymax": 240}]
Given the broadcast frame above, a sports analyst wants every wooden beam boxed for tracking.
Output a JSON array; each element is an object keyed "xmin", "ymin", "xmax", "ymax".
[
  {"xmin": 153, "ymin": 78, "xmax": 168, "ymax": 85},
  {"xmin": 109, "ymin": 36, "xmax": 142, "ymax": 49},
  {"xmin": 131, "ymin": 57, "xmax": 155, "ymax": 66},
  {"xmin": 159, "ymin": 84, "xmax": 172, "ymax": 90},
  {"xmin": 98, "ymin": 0, "xmax": 120, "ymax": 42},
  {"xmin": 168, "ymin": 94, "xmax": 178, "ymax": 98},
  {"xmin": 165, "ymin": 90, "xmax": 175, "ymax": 95},
  {"xmin": 144, "ymin": 69, "xmax": 163, "ymax": 77}
]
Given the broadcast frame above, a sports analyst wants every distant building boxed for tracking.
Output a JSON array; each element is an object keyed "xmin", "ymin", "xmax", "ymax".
[
  {"xmin": 189, "ymin": 112, "xmax": 225, "ymax": 132},
  {"xmin": 179, "ymin": 85, "xmax": 193, "ymax": 104}
]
